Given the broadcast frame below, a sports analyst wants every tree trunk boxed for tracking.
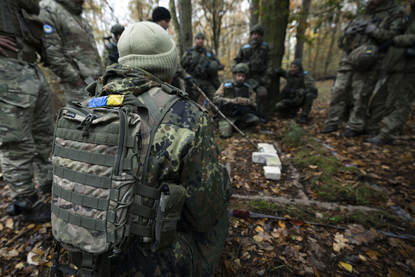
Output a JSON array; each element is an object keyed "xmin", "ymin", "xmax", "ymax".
[
  {"xmin": 261, "ymin": 0, "xmax": 290, "ymax": 111},
  {"xmin": 169, "ymin": 0, "xmax": 183, "ymax": 56},
  {"xmin": 323, "ymin": 13, "xmax": 340, "ymax": 76},
  {"xmin": 294, "ymin": 0, "xmax": 312, "ymax": 60},
  {"xmin": 311, "ymin": 30, "xmax": 328, "ymax": 78},
  {"xmin": 178, "ymin": 0, "xmax": 192, "ymax": 51},
  {"xmin": 250, "ymin": 0, "xmax": 259, "ymax": 29}
]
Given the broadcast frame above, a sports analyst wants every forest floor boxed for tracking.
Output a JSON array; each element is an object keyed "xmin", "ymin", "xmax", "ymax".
[{"xmin": 0, "ymin": 81, "xmax": 414, "ymax": 276}]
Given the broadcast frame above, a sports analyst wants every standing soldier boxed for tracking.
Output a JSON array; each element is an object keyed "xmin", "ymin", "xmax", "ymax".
[
  {"xmin": 181, "ymin": 32, "xmax": 224, "ymax": 102},
  {"xmin": 0, "ymin": 0, "xmax": 53, "ymax": 223},
  {"xmin": 233, "ymin": 24, "xmax": 272, "ymax": 117},
  {"xmin": 39, "ymin": 0, "xmax": 104, "ymax": 103},
  {"xmin": 321, "ymin": 0, "xmax": 406, "ymax": 135},
  {"xmin": 103, "ymin": 24, "xmax": 124, "ymax": 67},
  {"xmin": 214, "ymin": 63, "xmax": 260, "ymax": 138},
  {"xmin": 274, "ymin": 59, "xmax": 318, "ymax": 124},
  {"xmin": 366, "ymin": 0, "xmax": 415, "ymax": 144}
]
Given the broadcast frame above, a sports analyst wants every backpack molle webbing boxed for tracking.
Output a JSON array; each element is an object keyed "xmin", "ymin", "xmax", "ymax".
[{"xmin": 51, "ymin": 87, "xmax": 185, "ymax": 276}]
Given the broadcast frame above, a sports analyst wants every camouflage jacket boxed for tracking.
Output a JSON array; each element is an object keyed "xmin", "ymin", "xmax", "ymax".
[
  {"xmin": 90, "ymin": 64, "xmax": 229, "ymax": 276},
  {"xmin": 214, "ymin": 80, "xmax": 256, "ymax": 108},
  {"xmin": 233, "ymin": 40, "xmax": 272, "ymax": 79},
  {"xmin": 382, "ymin": 9, "xmax": 415, "ymax": 73},
  {"xmin": 339, "ymin": 1, "xmax": 406, "ymax": 68},
  {"xmin": 276, "ymin": 68, "xmax": 317, "ymax": 97},
  {"xmin": 181, "ymin": 46, "xmax": 223, "ymax": 82},
  {"xmin": 0, "ymin": 0, "xmax": 43, "ymax": 63},
  {"xmin": 39, "ymin": 0, "xmax": 103, "ymax": 84}
]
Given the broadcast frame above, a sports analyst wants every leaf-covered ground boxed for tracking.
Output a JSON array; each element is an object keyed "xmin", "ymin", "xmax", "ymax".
[{"xmin": 0, "ymin": 81, "xmax": 414, "ymax": 276}]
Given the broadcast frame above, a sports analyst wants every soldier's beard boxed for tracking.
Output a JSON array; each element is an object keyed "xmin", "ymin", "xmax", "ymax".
[{"xmin": 250, "ymin": 39, "xmax": 262, "ymax": 47}]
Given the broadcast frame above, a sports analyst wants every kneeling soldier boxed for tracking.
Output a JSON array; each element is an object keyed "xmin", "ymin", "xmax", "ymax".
[
  {"xmin": 275, "ymin": 59, "xmax": 318, "ymax": 123},
  {"xmin": 214, "ymin": 63, "xmax": 260, "ymax": 138}
]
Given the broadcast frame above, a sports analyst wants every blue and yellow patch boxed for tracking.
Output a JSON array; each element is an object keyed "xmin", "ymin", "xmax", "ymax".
[
  {"xmin": 43, "ymin": 24, "xmax": 54, "ymax": 34},
  {"xmin": 224, "ymin": 82, "xmax": 233, "ymax": 88},
  {"xmin": 88, "ymin": 95, "xmax": 124, "ymax": 108}
]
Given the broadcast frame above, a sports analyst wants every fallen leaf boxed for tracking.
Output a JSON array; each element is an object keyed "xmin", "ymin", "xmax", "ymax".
[
  {"xmin": 255, "ymin": 226, "xmax": 264, "ymax": 233},
  {"xmin": 0, "ymin": 223, "xmax": 3, "ymax": 231},
  {"xmin": 358, "ymin": 254, "xmax": 368, "ymax": 262},
  {"xmin": 333, "ymin": 233, "xmax": 349, "ymax": 253},
  {"xmin": 278, "ymin": 220, "xmax": 286, "ymax": 230},
  {"xmin": 5, "ymin": 218, "xmax": 13, "ymax": 229},
  {"xmin": 388, "ymin": 268, "xmax": 405, "ymax": 277},
  {"xmin": 338, "ymin": 261, "xmax": 353, "ymax": 272},
  {"xmin": 15, "ymin": 262, "xmax": 24, "ymax": 270},
  {"xmin": 0, "ymin": 249, "xmax": 19, "ymax": 259},
  {"xmin": 253, "ymin": 235, "xmax": 264, "ymax": 243},
  {"xmin": 366, "ymin": 250, "xmax": 380, "ymax": 260}
]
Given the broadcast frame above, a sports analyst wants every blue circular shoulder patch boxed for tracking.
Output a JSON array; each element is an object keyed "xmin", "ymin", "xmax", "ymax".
[{"xmin": 43, "ymin": 24, "xmax": 54, "ymax": 34}]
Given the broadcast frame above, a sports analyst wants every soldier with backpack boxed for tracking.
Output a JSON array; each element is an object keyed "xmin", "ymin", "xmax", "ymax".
[
  {"xmin": 50, "ymin": 22, "xmax": 230, "ymax": 276},
  {"xmin": 102, "ymin": 24, "xmax": 125, "ymax": 67}
]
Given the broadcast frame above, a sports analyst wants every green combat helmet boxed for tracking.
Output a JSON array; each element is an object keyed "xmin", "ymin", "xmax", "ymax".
[
  {"xmin": 195, "ymin": 32, "xmax": 206, "ymax": 39},
  {"xmin": 250, "ymin": 24, "xmax": 264, "ymax": 36},
  {"xmin": 111, "ymin": 24, "xmax": 125, "ymax": 35},
  {"xmin": 232, "ymin": 63, "xmax": 249, "ymax": 75}
]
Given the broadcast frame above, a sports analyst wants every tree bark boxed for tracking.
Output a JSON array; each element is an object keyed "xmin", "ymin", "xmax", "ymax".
[
  {"xmin": 261, "ymin": 0, "xmax": 290, "ymax": 111},
  {"xmin": 169, "ymin": 0, "xmax": 183, "ymax": 56},
  {"xmin": 294, "ymin": 0, "xmax": 312, "ymax": 60},
  {"xmin": 178, "ymin": 0, "xmax": 192, "ymax": 52},
  {"xmin": 250, "ymin": 0, "xmax": 259, "ymax": 29},
  {"xmin": 323, "ymin": 12, "xmax": 340, "ymax": 76}
]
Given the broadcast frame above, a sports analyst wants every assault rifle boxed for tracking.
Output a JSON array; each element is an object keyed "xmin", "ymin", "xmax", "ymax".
[
  {"xmin": 343, "ymin": 17, "xmax": 380, "ymax": 36},
  {"xmin": 219, "ymin": 102, "xmax": 266, "ymax": 122}
]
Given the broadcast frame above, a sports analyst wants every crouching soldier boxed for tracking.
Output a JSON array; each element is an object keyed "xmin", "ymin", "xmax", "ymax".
[
  {"xmin": 214, "ymin": 63, "xmax": 261, "ymax": 138},
  {"xmin": 275, "ymin": 59, "xmax": 318, "ymax": 123}
]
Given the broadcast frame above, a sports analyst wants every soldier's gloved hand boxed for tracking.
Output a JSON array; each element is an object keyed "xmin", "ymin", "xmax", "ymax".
[{"xmin": 365, "ymin": 23, "xmax": 376, "ymax": 35}]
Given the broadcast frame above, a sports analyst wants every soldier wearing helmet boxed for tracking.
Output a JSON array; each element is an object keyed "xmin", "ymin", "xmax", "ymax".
[
  {"xmin": 103, "ymin": 24, "xmax": 125, "ymax": 67},
  {"xmin": 274, "ymin": 59, "xmax": 318, "ymax": 123},
  {"xmin": 181, "ymin": 32, "xmax": 224, "ymax": 103},
  {"xmin": 233, "ymin": 24, "xmax": 272, "ymax": 117},
  {"xmin": 214, "ymin": 63, "xmax": 260, "ymax": 138}
]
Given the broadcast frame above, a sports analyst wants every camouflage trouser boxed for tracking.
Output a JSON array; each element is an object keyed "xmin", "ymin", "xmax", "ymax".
[
  {"xmin": 0, "ymin": 58, "xmax": 53, "ymax": 198},
  {"xmin": 61, "ymin": 82, "xmax": 90, "ymax": 104},
  {"xmin": 367, "ymin": 72, "xmax": 415, "ymax": 138},
  {"xmin": 110, "ymin": 211, "xmax": 229, "ymax": 276},
  {"xmin": 324, "ymin": 70, "xmax": 353, "ymax": 128},
  {"xmin": 345, "ymin": 68, "xmax": 379, "ymax": 132},
  {"xmin": 301, "ymin": 91, "xmax": 318, "ymax": 118},
  {"xmin": 218, "ymin": 114, "xmax": 260, "ymax": 138},
  {"xmin": 248, "ymin": 76, "xmax": 269, "ymax": 116}
]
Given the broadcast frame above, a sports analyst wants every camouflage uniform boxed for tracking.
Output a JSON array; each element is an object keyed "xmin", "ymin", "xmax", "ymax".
[
  {"xmin": 0, "ymin": 0, "xmax": 53, "ymax": 217},
  {"xmin": 214, "ymin": 80, "xmax": 259, "ymax": 138},
  {"xmin": 181, "ymin": 45, "xmax": 223, "ymax": 101},
  {"xmin": 39, "ymin": 0, "xmax": 104, "ymax": 103},
  {"xmin": 323, "ymin": 1, "xmax": 406, "ymax": 134},
  {"xmin": 344, "ymin": 1, "xmax": 406, "ymax": 135},
  {"xmin": 367, "ymin": 7, "xmax": 415, "ymax": 143},
  {"xmin": 82, "ymin": 65, "xmax": 230, "ymax": 277},
  {"xmin": 233, "ymin": 26, "xmax": 272, "ymax": 116},
  {"xmin": 274, "ymin": 65, "xmax": 317, "ymax": 121}
]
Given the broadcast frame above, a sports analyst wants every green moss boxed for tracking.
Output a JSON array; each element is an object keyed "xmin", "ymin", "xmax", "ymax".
[{"xmin": 282, "ymin": 122, "xmax": 384, "ymax": 205}]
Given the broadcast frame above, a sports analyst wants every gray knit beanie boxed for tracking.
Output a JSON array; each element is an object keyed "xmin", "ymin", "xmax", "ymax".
[{"xmin": 118, "ymin": 22, "xmax": 179, "ymax": 82}]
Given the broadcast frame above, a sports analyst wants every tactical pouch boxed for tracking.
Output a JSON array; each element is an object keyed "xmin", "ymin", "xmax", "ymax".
[
  {"xmin": 349, "ymin": 44, "xmax": 379, "ymax": 71},
  {"xmin": 152, "ymin": 183, "xmax": 187, "ymax": 250},
  {"xmin": 0, "ymin": 82, "xmax": 36, "ymax": 143}
]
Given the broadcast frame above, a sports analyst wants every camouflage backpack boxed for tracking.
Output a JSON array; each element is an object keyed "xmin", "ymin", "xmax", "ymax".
[{"xmin": 50, "ymin": 87, "xmax": 187, "ymax": 276}]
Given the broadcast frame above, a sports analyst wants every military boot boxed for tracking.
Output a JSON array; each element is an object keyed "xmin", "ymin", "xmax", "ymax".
[
  {"xmin": 341, "ymin": 128, "xmax": 363, "ymax": 138},
  {"xmin": 320, "ymin": 124, "xmax": 338, "ymax": 134},
  {"xmin": 6, "ymin": 194, "xmax": 39, "ymax": 216},
  {"xmin": 365, "ymin": 134, "xmax": 393, "ymax": 145},
  {"xmin": 6, "ymin": 194, "xmax": 51, "ymax": 223}
]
